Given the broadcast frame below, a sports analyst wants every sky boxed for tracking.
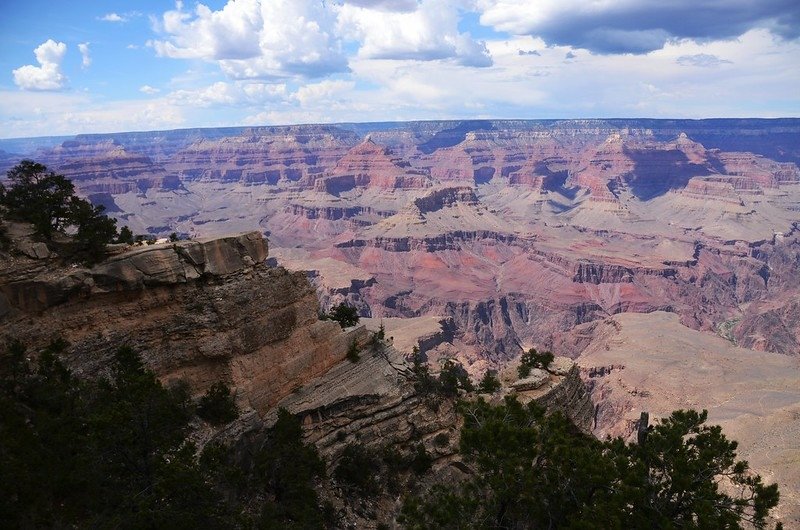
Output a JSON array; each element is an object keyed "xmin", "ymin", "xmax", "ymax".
[{"xmin": 0, "ymin": 0, "xmax": 798, "ymax": 138}]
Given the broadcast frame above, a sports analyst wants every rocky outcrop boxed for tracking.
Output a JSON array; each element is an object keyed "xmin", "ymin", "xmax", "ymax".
[
  {"xmin": 337, "ymin": 230, "xmax": 524, "ymax": 252},
  {"xmin": 314, "ymin": 139, "xmax": 431, "ymax": 193},
  {"xmin": 0, "ymin": 229, "xmax": 366, "ymax": 413},
  {"xmin": 287, "ymin": 204, "xmax": 394, "ymax": 222},
  {"xmin": 266, "ymin": 345, "xmax": 460, "ymax": 463},
  {"xmin": 412, "ymin": 186, "xmax": 478, "ymax": 212}
]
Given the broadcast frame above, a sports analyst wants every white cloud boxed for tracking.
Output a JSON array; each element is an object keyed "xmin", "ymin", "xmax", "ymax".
[
  {"xmin": 340, "ymin": 0, "xmax": 418, "ymax": 12},
  {"xmin": 99, "ymin": 11, "xmax": 140, "ymax": 23},
  {"xmin": 12, "ymin": 39, "xmax": 68, "ymax": 91},
  {"xmin": 0, "ymin": 90, "xmax": 185, "ymax": 138},
  {"xmin": 167, "ymin": 81, "xmax": 287, "ymax": 107},
  {"xmin": 78, "ymin": 43, "xmax": 91, "ymax": 68},
  {"xmin": 100, "ymin": 13, "xmax": 125, "ymax": 22},
  {"xmin": 139, "ymin": 85, "xmax": 161, "ymax": 95},
  {"xmin": 292, "ymin": 79, "xmax": 355, "ymax": 106},
  {"xmin": 338, "ymin": 0, "xmax": 492, "ymax": 67},
  {"xmin": 149, "ymin": 0, "xmax": 348, "ymax": 78}
]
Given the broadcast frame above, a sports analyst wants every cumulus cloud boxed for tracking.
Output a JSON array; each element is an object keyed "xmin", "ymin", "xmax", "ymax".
[
  {"xmin": 518, "ymin": 49, "xmax": 540, "ymax": 56},
  {"xmin": 476, "ymin": 0, "xmax": 800, "ymax": 54},
  {"xmin": 139, "ymin": 85, "xmax": 161, "ymax": 94},
  {"xmin": 78, "ymin": 43, "xmax": 91, "ymax": 68},
  {"xmin": 12, "ymin": 39, "xmax": 68, "ymax": 91},
  {"xmin": 338, "ymin": 0, "xmax": 492, "ymax": 67},
  {"xmin": 149, "ymin": 0, "xmax": 348, "ymax": 78},
  {"xmin": 676, "ymin": 53, "xmax": 732, "ymax": 67}
]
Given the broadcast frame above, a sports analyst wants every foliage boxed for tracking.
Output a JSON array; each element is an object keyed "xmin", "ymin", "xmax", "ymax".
[
  {"xmin": 254, "ymin": 408, "xmax": 328, "ymax": 529},
  {"xmin": 0, "ymin": 160, "xmax": 75, "ymax": 237},
  {"xmin": 334, "ymin": 443, "xmax": 381, "ymax": 496},
  {"xmin": 346, "ymin": 339, "xmax": 361, "ymax": 362},
  {"xmin": 0, "ymin": 342, "xmax": 233, "ymax": 528},
  {"xmin": 170, "ymin": 232, "xmax": 179, "ymax": 242},
  {"xmin": 409, "ymin": 443, "xmax": 433, "ymax": 475},
  {"xmin": 439, "ymin": 359, "xmax": 474, "ymax": 396},
  {"xmin": 410, "ymin": 348, "xmax": 473, "ymax": 398},
  {"xmin": 400, "ymin": 396, "xmax": 781, "ymax": 530},
  {"xmin": 69, "ymin": 197, "xmax": 118, "ymax": 262},
  {"xmin": 327, "ymin": 302, "xmax": 360, "ymax": 328},
  {"xmin": 197, "ymin": 381, "xmax": 239, "ymax": 425},
  {"xmin": 0, "ymin": 341, "xmax": 336, "ymax": 529},
  {"xmin": 117, "ymin": 225, "xmax": 134, "ymax": 244},
  {"xmin": 477, "ymin": 370, "xmax": 501, "ymax": 394},
  {"xmin": 410, "ymin": 346, "xmax": 439, "ymax": 396},
  {"xmin": 0, "ymin": 222, "xmax": 9, "ymax": 251},
  {"xmin": 518, "ymin": 348, "xmax": 554, "ymax": 378},
  {"xmin": 618, "ymin": 409, "xmax": 781, "ymax": 529},
  {"xmin": 369, "ymin": 322, "xmax": 386, "ymax": 348},
  {"xmin": 0, "ymin": 160, "xmax": 118, "ymax": 262}
]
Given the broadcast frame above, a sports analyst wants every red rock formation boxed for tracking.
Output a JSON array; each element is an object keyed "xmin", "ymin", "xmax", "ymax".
[
  {"xmin": 168, "ymin": 126, "xmax": 359, "ymax": 186},
  {"xmin": 0, "ymin": 228, "xmax": 367, "ymax": 412},
  {"xmin": 314, "ymin": 138, "xmax": 431, "ymax": 193},
  {"xmin": 36, "ymin": 139, "xmax": 179, "ymax": 194}
]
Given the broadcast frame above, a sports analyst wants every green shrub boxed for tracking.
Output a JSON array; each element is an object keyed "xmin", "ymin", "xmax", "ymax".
[
  {"xmin": 478, "ymin": 371, "xmax": 501, "ymax": 394},
  {"xmin": 327, "ymin": 303, "xmax": 360, "ymax": 328},
  {"xmin": 197, "ymin": 382, "xmax": 239, "ymax": 425},
  {"xmin": 346, "ymin": 340, "xmax": 360, "ymax": 363},
  {"xmin": 409, "ymin": 444, "xmax": 432, "ymax": 475},
  {"xmin": 334, "ymin": 443, "xmax": 380, "ymax": 496},
  {"xmin": 0, "ymin": 160, "xmax": 118, "ymax": 263},
  {"xmin": 518, "ymin": 348, "xmax": 554, "ymax": 378},
  {"xmin": 399, "ymin": 398, "xmax": 780, "ymax": 530},
  {"xmin": 0, "ymin": 223, "xmax": 10, "ymax": 251},
  {"xmin": 439, "ymin": 360, "xmax": 473, "ymax": 396},
  {"xmin": 117, "ymin": 226, "xmax": 134, "ymax": 244}
]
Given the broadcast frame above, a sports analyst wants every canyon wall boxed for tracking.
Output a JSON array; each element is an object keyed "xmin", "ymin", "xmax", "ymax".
[{"xmin": 0, "ymin": 224, "xmax": 366, "ymax": 413}]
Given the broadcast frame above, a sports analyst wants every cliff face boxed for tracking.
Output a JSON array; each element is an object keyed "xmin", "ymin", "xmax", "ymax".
[{"xmin": 0, "ymin": 227, "xmax": 366, "ymax": 412}]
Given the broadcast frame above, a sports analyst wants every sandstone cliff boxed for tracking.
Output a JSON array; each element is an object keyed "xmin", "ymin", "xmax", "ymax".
[{"xmin": 0, "ymin": 226, "xmax": 366, "ymax": 412}]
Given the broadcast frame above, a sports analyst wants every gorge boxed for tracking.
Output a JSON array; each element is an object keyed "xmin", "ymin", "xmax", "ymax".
[{"xmin": 2, "ymin": 118, "xmax": 799, "ymax": 524}]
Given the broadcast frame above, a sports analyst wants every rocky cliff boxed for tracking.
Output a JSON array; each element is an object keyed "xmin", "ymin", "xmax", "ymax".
[{"xmin": 0, "ymin": 225, "xmax": 368, "ymax": 413}]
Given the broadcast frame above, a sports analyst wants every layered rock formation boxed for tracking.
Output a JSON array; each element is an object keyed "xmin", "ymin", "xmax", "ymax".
[
  {"xmin": 2, "ymin": 120, "xmax": 799, "ymax": 393},
  {"xmin": 4, "ymin": 120, "xmax": 798, "ymax": 368},
  {"xmin": 0, "ymin": 226, "xmax": 366, "ymax": 412}
]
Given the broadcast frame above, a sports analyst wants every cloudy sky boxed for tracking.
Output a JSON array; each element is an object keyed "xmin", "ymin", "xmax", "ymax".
[{"xmin": 1, "ymin": 0, "xmax": 798, "ymax": 138}]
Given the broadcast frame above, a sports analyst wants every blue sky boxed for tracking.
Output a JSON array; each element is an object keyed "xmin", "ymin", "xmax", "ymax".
[{"xmin": 1, "ymin": 0, "xmax": 798, "ymax": 138}]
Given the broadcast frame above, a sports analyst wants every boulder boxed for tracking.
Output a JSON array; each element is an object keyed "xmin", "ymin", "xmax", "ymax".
[{"xmin": 511, "ymin": 368, "xmax": 550, "ymax": 391}]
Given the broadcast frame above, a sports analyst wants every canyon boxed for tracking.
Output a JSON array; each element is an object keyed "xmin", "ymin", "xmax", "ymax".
[{"xmin": 2, "ymin": 118, "xmax": 800, "ymax": 522}]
